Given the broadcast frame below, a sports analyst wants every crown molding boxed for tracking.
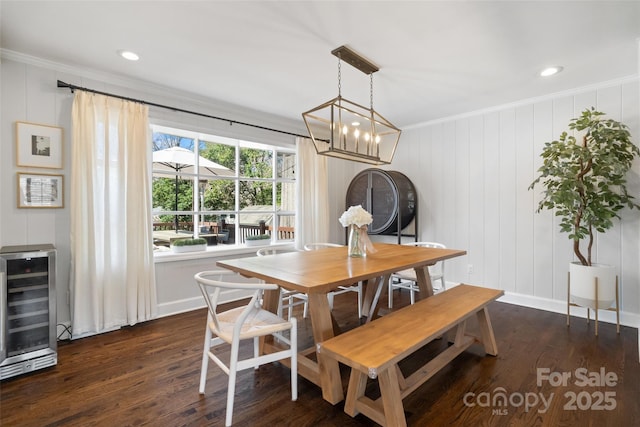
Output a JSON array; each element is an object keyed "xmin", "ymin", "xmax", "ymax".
[
  {"xmin": 404, "ymin": 74, "xmax": 640, "ymax": 130},
  {"xmin": 0, "ymin": 48, "xmax": 304, "ymax": 134},
  {"xmin": 1, "ymin": 48, "xmax": 146, "ymax": 90}
]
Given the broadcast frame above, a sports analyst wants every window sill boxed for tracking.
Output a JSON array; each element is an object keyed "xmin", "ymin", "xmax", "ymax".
[{"xmin": 153, "ymin": 242, "xmax": 292, "ymax": 263}]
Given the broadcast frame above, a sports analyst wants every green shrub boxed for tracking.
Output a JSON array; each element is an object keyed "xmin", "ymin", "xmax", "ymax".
[
  {"xmin": 245, "ymin": 234, "xmax": 271, "ymax": 241},
  {"xmin": 171, "ymin": 238, "xmax": 207, "ymax": 247}
]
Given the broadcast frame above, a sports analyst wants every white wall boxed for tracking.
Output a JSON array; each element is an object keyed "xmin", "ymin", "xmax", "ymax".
[
  {"xmin": 389, "ymin": 79, "xmax": 640, "ymax": 325},
  {"xmin": 0, "ymin": 53, "xmax": 305, "ymax": 332},
  {"xmin": 3, "ymin": 52, "xmax": 639, "ymax": 335}
]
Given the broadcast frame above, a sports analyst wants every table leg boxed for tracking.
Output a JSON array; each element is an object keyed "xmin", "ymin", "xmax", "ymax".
[
  {"xmin": 414, "ymin": 265, "xmax": 434, "ymax": 299},
  {"xmin": 361, "ymin": 275, "xmax": 387, "ymax": 319},
  {"xmin": 360, "ymin": 278, "xmax": 375, "ymax": 317},
  {"xmin": 308, "ymin": 293, "xmax": 344, "ymax": 404},
  {"xmin": 262, "ymin": 288, "xmax": 280, "ymax": 313},
  {"xmin": 260, "ymin": 288, "xmax": 281, "ymax": 351},
  {"xmin": 365, "ymin": 274, "xmax": 389, "ymax": 323}
]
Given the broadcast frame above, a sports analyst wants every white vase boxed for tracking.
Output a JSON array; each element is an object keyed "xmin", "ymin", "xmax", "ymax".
[{"xmin": 569, "ymin": 262, "xmax": 617, "ymax": 310}]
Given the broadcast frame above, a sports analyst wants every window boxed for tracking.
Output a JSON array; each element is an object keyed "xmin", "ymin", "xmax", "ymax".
[{"xmin": 151, "ymin": 125, "xmax": 296, "ymax": 248}]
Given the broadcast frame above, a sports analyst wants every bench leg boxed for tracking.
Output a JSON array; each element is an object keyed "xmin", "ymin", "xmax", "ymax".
[
  {"xmin": 379, "ymin": 367, "xmax": 407, "ymax": 427},
  {"xmin": 453, "ymin": 320, "xmax": 467, "ymax": 347},
  {"xmin": 476, "ymin": 307, "xmax": 498, "ymax": 356},
  {"xmin": 344, "ymin": 369, "xmax": 367, "ymax": 417}
]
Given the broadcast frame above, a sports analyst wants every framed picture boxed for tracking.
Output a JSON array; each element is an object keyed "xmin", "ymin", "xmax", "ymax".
[
  {"xmin": 17, "ymin": 173, "xmax": 64, "ymax": 208},
  {"xmin": 16, "ymin": 121, "xmax": 63, "ymax": 169}
]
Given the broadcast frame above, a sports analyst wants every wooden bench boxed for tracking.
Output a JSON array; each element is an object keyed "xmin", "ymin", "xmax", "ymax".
[{"xmin": 319, "ymin": 284, "xmax": 504, "ymax": 427}]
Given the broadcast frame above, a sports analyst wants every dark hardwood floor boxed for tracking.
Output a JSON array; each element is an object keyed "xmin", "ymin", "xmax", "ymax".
[{"xmin": 1, "ymin": 288, "xmax": 638, "ymax": 427}]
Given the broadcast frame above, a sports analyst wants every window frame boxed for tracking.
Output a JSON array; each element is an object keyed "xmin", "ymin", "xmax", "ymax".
[{"xmin": 150, "ymin": 124, "xmax": 296, "ymax": 251}]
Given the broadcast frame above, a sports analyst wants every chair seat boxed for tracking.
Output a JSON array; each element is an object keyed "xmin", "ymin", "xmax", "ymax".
[
  {"xmin": 394, "ymin": 268, "xmax": 443, "ymax": 283},
  {"xmin": 388, "ymin": 242, "xmax": 447, "ymax": 309},
  {"xmin": 215, "ymin": 306, "xmax": 293, "ymax": 341}
]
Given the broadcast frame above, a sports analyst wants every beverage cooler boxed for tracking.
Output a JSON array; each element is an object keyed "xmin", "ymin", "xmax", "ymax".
[{"xmin": 0, "ymin": 244, "xmax": 57, "ymax": 380}]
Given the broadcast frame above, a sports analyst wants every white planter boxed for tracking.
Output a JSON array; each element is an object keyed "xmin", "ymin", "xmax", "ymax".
[
  {"xmin": 171, "ymin": 244, "xmax": 207, "ymax": 253},
  {"xmin": 245, "ymin": 239, "xmax": 271, "ymax": 247},
  {"xmin": 569, "ymin": 262, "xmax": 617, "ymax": 310}
]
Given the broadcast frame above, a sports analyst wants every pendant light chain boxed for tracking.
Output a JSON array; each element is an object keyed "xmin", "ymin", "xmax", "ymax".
[
  {"xmin": 370, "ymin": 73, "xmax": 374, "ymax": 110},
  {"xmin": 338, "ymin": 57, "xmax": 342, "ymax": 97}
]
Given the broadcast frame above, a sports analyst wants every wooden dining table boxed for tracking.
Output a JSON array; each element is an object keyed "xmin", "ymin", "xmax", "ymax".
[{"xmin": 217, "ymin": 242, "xmax": 467, "ymax": 404}]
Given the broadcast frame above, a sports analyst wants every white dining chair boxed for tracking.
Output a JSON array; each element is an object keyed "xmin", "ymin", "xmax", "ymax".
[
  {"xmin": 256, "ymin": 246, "xmax": 308, "ymax": 319},
  {"xmin": 304, "ymin": 242, "xmax": 363, "ymax": 318},
  {"xmin": 195, "ymin": 270, "xmax": 297, "ymax": 426},
  {"xmin": 388, "ymin": 241, "xmax": 447, "ymax": 308}
]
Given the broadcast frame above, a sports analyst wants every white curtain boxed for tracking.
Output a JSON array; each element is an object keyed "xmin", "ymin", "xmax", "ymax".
[
  {"xmin": 295, "ymin": 138, "xmax": 329, "ymax": 249},
  {"xmin": 70, "ymin": 91, "xmax": 156, "ymax": 338}
]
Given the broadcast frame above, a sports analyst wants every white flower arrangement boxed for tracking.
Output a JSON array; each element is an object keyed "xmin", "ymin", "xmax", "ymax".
[{"xmin": 339, "ymin": 205, "xmax": 373, "ymax": 228}]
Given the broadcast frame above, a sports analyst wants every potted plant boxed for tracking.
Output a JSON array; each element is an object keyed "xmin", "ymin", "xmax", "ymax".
[
  {"xmin": 529, "ymin": 108, "xmax": 639, "ymax": 309},
  {"xmin": 245, "ymin": 233, "xmax": 271, "ymax": 247},
  {"xmin": 170, "ymin": 237, "xmax": 208, "ymax": 253}
]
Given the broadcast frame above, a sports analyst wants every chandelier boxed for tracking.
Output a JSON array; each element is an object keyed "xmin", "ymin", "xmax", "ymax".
[{"xmin": 302, "ymin": 45, "xmax": 401, "ymax": 165}]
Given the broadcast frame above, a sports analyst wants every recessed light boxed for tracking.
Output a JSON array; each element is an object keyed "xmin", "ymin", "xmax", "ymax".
[
  {"xmin": 540, "ymin": 66, "xmax": 563, "ymax": 77},
  {"xmin": 118, "ymin": 50, "xmax": 140, "ymax": 61}
]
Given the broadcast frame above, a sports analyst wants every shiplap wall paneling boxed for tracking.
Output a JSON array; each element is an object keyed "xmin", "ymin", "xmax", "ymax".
[
  {"xmin": 468, "ymin": 116, "xmax": 485, "ymax": 286},
  {"xmin": 620, "ymin": 81, "xmax": 640, "ymax": 314},
  {"xmin": 429, "ymin": 124, "xmax": 444, "ymax": 244},
  {"xmin": 407, "ymin": 127, "xmax": 427, "ymax": 241},
  {"xmin": 483, "ymin": 113, "xmax": 501, "ymax": 291},
  {"xmin": 531, "ymin": 101, "xmax": 556, "ymax": 300},
  {"xmin": 407, "ymin": 128, "xmax": 427, "ymax": 243},
  {"xmin": 515, "ymin": 104, "xmax": 535, "ymax": 296},
  {"xmin": 441, "ymin": 122, "xmax": 457, "ymax": 250},
  {"xmin": 595, "ymin": 88, "xmax": 625, "ymax": 305},
  {"xmin": 454, "ymin": 119, "xmax": 470, "ymax": 283},
  {"xmin": 499, "ymin": 109, "xmax": 517, "ymax": 294}
]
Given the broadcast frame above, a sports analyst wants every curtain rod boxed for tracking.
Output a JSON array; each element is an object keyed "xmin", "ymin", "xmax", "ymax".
[{"xmin": 56, "ymin": 80, "xmax": 309, "ymax": 139}]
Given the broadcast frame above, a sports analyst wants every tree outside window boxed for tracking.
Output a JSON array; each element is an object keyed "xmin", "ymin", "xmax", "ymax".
[{"xmin": 151, "ymin": 125, "xmax": 295, "ymax": 248}]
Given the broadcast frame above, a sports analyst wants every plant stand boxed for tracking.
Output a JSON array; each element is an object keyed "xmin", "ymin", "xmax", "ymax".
[{"xmin": 567, "ymin": 272, "xmax": 620, "ymax": 336}]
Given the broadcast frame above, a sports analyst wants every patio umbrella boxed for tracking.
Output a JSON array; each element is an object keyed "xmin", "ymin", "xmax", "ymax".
[{"xmin": 152, "ymin": 146, "xmax": 234, "ymax": 232}]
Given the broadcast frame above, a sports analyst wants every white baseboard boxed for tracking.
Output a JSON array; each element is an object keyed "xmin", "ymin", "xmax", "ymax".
[
  {"xmin": 444, "ymin": 281, "xmax": 639, "ymax": 329},
  {"xmin": 498, "ymin": 290, "xmax": 640, "ymax": 329},
  {"xmin": 157, "ymin": 296, "xmax": 206, "ymax": 318},
  {"xmin": 156, "ymin": 288, "xmax": 252, "ymax": 318}
]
